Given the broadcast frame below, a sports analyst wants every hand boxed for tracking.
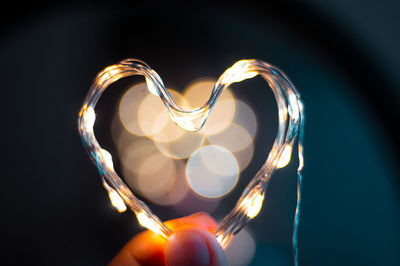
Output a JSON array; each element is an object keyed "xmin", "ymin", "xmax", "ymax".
[{"xmin": 109, "ymin": 212, "xmax": 228, "ymax": 266}]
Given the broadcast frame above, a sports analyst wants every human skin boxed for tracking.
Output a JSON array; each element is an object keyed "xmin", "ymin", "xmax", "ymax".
[{"xmin": 109, "ymin": 212, "xmax": 228, "ymax": 266}]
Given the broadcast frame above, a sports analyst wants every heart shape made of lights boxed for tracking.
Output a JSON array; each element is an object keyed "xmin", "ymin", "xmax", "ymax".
[{"xmin": 78, "ymin": 59, "xmax": 304, "ymax": 260}]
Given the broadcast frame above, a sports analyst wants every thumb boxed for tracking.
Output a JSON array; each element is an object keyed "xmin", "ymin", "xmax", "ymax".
[{"xmin": 165, "ymin": 228, "xmax": 228, "ymax": 266}]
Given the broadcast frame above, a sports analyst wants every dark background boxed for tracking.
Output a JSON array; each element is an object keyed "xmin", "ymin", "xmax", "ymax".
[{"xmin": 1, "ymin": 1, "xmax": 399, "ymax": 265}]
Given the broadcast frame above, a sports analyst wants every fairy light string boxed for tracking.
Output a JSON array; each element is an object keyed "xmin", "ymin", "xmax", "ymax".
[{"xmin": 78, "ymin": 59, "xmax": 304, "ymax": 265}]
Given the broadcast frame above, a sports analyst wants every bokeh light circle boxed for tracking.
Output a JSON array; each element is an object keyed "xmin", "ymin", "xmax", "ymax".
[
  {"xmin": 225, "ymin": 228, "xmax": 256, "ymax": 266},
  {"xmin": 207, "ymin": 123, "xmax": 253, "ymax": 152},
  {"xmin": 119, "ymin": 82, "xmax": 149, "ymax": 136},
  {"xmin": 186, "ymin": 145, "xmax": 239, "ymax": 198},
  {"xmin": 155, "ymin": 131, "xmax": 205, "ymax": 159}
]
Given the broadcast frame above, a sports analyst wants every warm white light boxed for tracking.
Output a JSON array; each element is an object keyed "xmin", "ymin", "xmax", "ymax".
[
  {"xmin": 232, "ymin": 71, "xmax": 258, "ymax": 83},
  {"xmin": 108, "ymin": 190, "xmax": 127, "ymax": 213},
  {"xmin": 83, "ymin": 106, "xmax": 96, "ymax": 132},
  {"xmin": 169, "ymin": 116, "xmax": 197, "ymax": 132},
  {"xmin": 97, "ymin": 66, "xmax": 120, "ymax": 84},
  {"xmin": 146, "ymin": 77, "xmax": 160, "ymax": 96},
  {"xmin": 136, "ymin": 211, "xmax": 165, "ymax": 237},
  {"xmin": 246, "ymin": 192, "xmax": 264, "ymax": 219},
  {"xmin": 221, "ymin": 62, "xmax": 258, "ymax": 84},
  {"xmin": 216, "ymin": 235, "xmax": 224, "ymax": 245},
  {"xmin": 288, "ymin": 94, "xmax": 299, "ymax": 120},
  {"xmin": 99, "ymin": 148, "xmax": 114, "ymax": 171},
  {"xmin": 277, "ymin": 145, "xmax": 292, "ymax": 168}
]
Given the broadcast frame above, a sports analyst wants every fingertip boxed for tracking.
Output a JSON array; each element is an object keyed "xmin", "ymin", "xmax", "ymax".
[
  {"xmin": 165, "ymin": 228, "xmax": 228, "ymax": 266},
  {"xmin": 166, "ymin": 230, "xmax": 210, "ymax": 266},
  {"xmin": 166, "ymin": 212, "xmax": 218, "ymax": 233}
]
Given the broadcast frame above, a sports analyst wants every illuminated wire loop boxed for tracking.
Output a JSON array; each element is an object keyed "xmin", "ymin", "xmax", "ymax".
[{"xmin": 78, "ymin": 58, "xmax": 304, "ymax": 266}]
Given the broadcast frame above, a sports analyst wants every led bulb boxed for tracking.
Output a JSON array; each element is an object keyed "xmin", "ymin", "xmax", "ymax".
[
  {"xmin": 108, "ymin": 190, "xmax": 127, "ymax": 213},
  {"xmin": 146, "ymin": 77, "xmax": 160, "ymax": 96},
  {"xmin": 277, "ymin": 145, "xmax": 292, "ymax": 168},
  {"xmin": 136, "ymin": 211, "xmax": 166, "ymax": 238},
  {"xmin": 83, "ymin": 106, "xmax": 96, "ymax": 132},
  {"xmin": 246, "ymin": 192, "xmax": 264, "ymax": 219},
  {"xmin": 99, "ymin": 148, "xmax": 114, "ymax": 171}
]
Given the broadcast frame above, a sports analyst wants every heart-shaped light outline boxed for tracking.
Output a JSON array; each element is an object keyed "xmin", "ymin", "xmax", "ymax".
[{"xmin": 78, "ymin": 59, "xmax": 304, "ymax": 256}]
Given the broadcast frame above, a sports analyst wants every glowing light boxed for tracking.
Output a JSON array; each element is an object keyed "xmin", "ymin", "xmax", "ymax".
[
  {"xmin": 186, "ymin": 145, "xmax": 239, "ymax": 198},
  {"xmin": 277, "ymin": 145, "xmax": 292, "ymax": 168},
  {"xmin": 99, "ymin": 148, "xmax": 114, "ymax": 171},
  {"xmin": 102, "ymin": 180, "xmax": 127, "ymax": 213},
  {"xmin": 136, "ymin": 211, "xmax": 165, "ymax": 237},
  {"xmin": 216, "ymin": 235, "xmax": 224, "ymax": 245},
  {"xmin": 97, "ymin": 66, "xmax": 120, "ymax": 84},
  {"xmin": 170, "ymin": 115, "xmax": 197, "ymax": 132},
  {"xmin": 232, "ymin": 71, "xmax": 258, "ymax": 83},
  {"xmin": 145, "ymin": 77, "xmax": 160, "ymax": 96},
  {"xmin": 220, "ymin": 61, "xmax": 258, "ymax": 84},
  {"xmin": 288, "ymin": 94, "xmax": 300, "ymax": 120},
  {"xmin": 108, "ymin": 190, "xmax": 127, "ymax": 212},
  {"xmin": 83, "ymin": 106, "xmax": 96, "ymax": 132},
  {"xmin": 246, "ymin": 192, "xmax": 264, "ymax": 219}
]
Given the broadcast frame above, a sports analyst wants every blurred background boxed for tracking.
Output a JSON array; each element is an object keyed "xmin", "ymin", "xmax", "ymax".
[{"xmin": 1, "ymin": 0, "xmax": 399, "ymax": 265}]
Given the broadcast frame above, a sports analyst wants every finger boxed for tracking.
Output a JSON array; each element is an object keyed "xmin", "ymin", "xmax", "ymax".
[
  {"xmin": 109, "ymin": 213, "xmax": 218, "ymax": 266},
  {"xmin": 165, "ymin": 227, "xmax": 228, "ymax": 266},
  {"xmin": 166, "ymin": 212, "xmax": 218, "ymax": 232}
]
